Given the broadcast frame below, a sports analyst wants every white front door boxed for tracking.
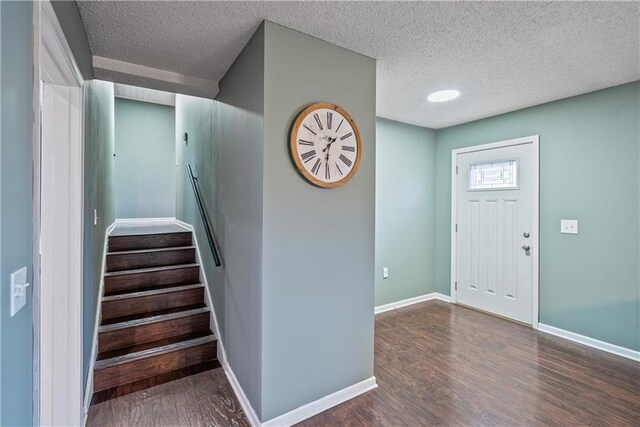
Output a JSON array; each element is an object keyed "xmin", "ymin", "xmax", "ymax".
[{"xmin": 455, "ymin": 140, "xmax": 537, "ymax": 324}]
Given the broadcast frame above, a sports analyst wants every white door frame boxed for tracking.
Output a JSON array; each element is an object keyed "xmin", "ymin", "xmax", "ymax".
[
  {"xmin": 450, "ymin": 135, "xmax": 540, "ymax": 328},
  {"xmin": 33, "ymin": 1, "xmax": 85, "ymax": 425}
]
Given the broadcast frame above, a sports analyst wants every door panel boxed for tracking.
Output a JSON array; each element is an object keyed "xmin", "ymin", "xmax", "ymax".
[{"xmin": 456, "ymin": 143, "xmax": 534, "ymax": 324}]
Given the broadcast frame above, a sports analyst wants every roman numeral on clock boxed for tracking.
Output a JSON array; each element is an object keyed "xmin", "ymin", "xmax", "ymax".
[
  {"xmin": 335, "ymin": 119, "xmax": 344, "ymax": 133},
  {"xmin": 325, "ymin": 162, "xmax": 330, "ymax": 180},
  {"xmin": 340, "ymin": 132, "xmax": 353, "ymax": 141},
  {"xmin": 336, "ymin": 162, "xmax": 344, "ymax": 176},
  {"xmin": 301, "ymin": 150, "xmax": 316, "ymax": 163},
  {"xmin": 327, "ymin": 112, "xmax": 333, "ymax": 129},
  {"xmin": 303, "ymin": 124, "xmax": 317, "ymax": 136},
  {"xmin": 339, "ymin": 154, "xmax": 352, "ymax": 168},
  {"xmin": 298, "ymin": 139, "xmax": 314, "ymax": 146},
  {"xmin": 342, "ymin": 145, "xmax": 355, "ymax": 152},
  {"xmin": 313, "ymin": 113, "xmax": 323, "ymax": 130},
  {"xmin": 311, "ymin": 158, "xmax": 322, "ymax": 175}
]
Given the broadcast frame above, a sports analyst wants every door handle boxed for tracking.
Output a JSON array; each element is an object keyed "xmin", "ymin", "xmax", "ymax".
[{"xmin": 522, "ymin": 245, "xmax": 531, "ymax": 251}]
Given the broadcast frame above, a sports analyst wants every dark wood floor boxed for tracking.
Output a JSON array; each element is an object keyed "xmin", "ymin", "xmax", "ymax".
[
  {"xmin": 88, "ymin": 301, "xmax": 640, "ymax": 426},
  {"xmin": 301, "ymin": 301, "xmax": 640, "ymax": 426},
  {"xmin": 87, "ymin": 367, "xmax": 250, "ymax": 427}
]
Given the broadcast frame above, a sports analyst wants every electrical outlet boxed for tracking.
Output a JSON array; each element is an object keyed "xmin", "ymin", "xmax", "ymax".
[
  {"xmin": 383, "ymin": 267, "xmax": 389, "ymax": 279},
  {"xmin": 560, "ymin": 219, "xmax": 578, "ymax": 234}
]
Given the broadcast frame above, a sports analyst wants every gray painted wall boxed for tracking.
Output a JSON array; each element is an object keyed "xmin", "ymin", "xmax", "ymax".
[
  {"xmin": 115, "ymin": 98, "xmax": 176, "ymax": 219},
  {"xmin": 50, "ymin": 0, "xmax": 93, "ymax": 80},
  {"xmin": 174, "ymin": 96, "xmax": 222, "ymax": 339},
  {"xmin": 1, "ymin": 2, "xmax": 34, "ymax": 425},
  {"xmin": 434, "ymin": 82, "xmax": 640, "ymax": 351},
  {"xmin": 261, "ymin": 22, "xmax": 376, "ymax": 420},
  {"xmin": 83, "ymin": 80, "xmax": 115, "ymax": 390},
  {"xmin": 375, "ymin": 118, "xmax": 437, "ymax": 306},
  {"xmin": 175, "ymin": 24, "xmax": 265, "ymax": 416},
  {"xmin": 213, "ymin": 24, "xmax": 265, "ymax": 416},
  {"xmin": 176, "ymin": 22, "xmax": 376, "ymax": 421}
]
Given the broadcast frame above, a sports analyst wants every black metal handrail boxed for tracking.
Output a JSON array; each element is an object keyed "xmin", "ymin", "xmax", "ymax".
[{"xmin": 187, "ymin": 164, "xmax": 221, "ymax": 267}]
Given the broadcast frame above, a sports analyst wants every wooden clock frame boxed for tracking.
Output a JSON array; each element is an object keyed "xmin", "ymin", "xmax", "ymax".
[{"xmin": 289, "ymin": 102, "xmax": 362, "ymax": 188}]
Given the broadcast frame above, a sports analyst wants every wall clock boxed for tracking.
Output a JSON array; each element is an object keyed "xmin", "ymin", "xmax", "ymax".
[{"xmin": 290, "ymin": 102, "xmax": 362, "ymax": 188}]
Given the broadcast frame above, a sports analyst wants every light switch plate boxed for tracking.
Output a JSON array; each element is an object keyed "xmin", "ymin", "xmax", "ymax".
[
  {"xmin": 561, "ymin": 219, "xmax": 578, "ymax": 234},
  {"xmin": 382, "ymin": 267, "xmax": 389, "ymax": 279},
  {"xmin": 10, "ymin": 267, "xmax": 29, "ymax": 316}
]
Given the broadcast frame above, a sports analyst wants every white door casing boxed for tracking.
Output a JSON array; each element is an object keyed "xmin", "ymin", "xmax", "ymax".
[
  {"xmin": 40, "ymin": 82, "xmax": 84, "ymax": 425},
  {"xmin": 451, "ymin": 136, "xmax": 539, "ymax": 326},
  {"xmin": 34, "ymin": 1, "xmax": 85, "ymax": 425}
]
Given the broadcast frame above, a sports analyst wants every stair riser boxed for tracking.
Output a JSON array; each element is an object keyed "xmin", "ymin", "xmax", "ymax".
[
  {"xmin": 91, "ymin": 362, "xmax": 219, "ymax": 404},
  {"xmin": 102, "ymin": 288, "xmax": 205, "ymax": 321},
  {"xmin": 109, "ymin": 232, "xmax": 192, "ymax": 252},
  {"xmin": 104, "ymin": 266, "xmax": 199, "ymax": 295},
  {"xmin": 93, "ymin": 341, "xmax": 216, "ymax": 392},
  {"xmin": 99, "ymin": 312, "xmax": 210, "ymax": 352},
  {"xmin": 106, "ymin": 248, "xmax": 196, "ymax": 272}
]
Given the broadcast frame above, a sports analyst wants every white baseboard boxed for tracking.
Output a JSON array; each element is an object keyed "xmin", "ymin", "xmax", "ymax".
[
  {"xmin": 182, "ymin": 220, "xmax": 220, "ymax": 340},
  {"xmin": 220, "ymin": 350, "xmax": 261, "ymax": 427},
  {"xmin": 375, "ymin": 292, "xmax": 451, "ymax": 314},
  {"xmin": 262, "ymin": 376, "xmax": 378, "ymax": 427},
  {"xmin": 174, "ymin": 219, "xmax": 192, "ymax": 232},
  {"xmin": 82, "ymin": 221, "xmax": 116, "ymax": 425},
  {"xmin": 179, "ymin": 219, "xmax": 261, "ymax": 426},
  {"xmin": 114, "ymin": 217, "xmax": 176, "ymax": 226},
  {"xmin": 537, "ymin": 323, "xmax": 640, "ymax": 362}
]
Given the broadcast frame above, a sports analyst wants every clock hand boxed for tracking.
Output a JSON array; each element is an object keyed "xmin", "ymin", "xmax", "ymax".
[{"xmin": 322, "ymin": 137, "xmax": 338, "ymax": 152}]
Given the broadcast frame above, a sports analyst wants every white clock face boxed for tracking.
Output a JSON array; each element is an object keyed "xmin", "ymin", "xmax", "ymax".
[{"xmin": 293, "ymin": 108, "xmax": 359, "ymax": 185}]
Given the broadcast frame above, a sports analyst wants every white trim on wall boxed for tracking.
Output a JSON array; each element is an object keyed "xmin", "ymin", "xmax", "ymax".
[
  {"xmin": 538, "ymin": 323, "xmax": 640, "ymax": 362},
  {"xmin": 375, "ymin": 293, "xmax": 451, "ymax": 314},
  {"xmin": 114, "ymin": 217, "xmax": 177, "ymax": 226},
  {"xmin": 262, "ymin": 376, "xmax": 378, "ymax": 427},
  {"xmin": 82, "ymin": 222, "xmax": 116, "ymax": 425},
  {"xmin": 450, "ymin": 135, "xmax": 540, "ymax": 328},
  {"xmin": 35, "ymin": 2, "xmax": 85, "ymax": 425},
  {"xmin": 220, "ymin": 353, "xmax": 261, "ymax": 427}
]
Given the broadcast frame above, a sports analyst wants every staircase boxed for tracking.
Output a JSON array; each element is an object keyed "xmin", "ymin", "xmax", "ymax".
[{"xmin": 92, "ymin": 227, "xmax": 218, "ymax": 403}]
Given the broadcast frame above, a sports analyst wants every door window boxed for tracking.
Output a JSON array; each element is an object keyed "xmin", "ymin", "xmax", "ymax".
[{"xmin": 468, "ymin": 159, "xmax": 518, "ymax": 190}]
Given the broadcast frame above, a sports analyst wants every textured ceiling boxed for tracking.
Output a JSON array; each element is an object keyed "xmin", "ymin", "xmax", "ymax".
[{"xmin": 77, "ymin": 1, "xmax": 639, "ymax": 129}]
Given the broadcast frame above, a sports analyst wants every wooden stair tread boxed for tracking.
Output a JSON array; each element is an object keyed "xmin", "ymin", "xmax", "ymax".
[
  {"xmin": 110, "ymin": 230, "xmax": 191, "ymax": 238},
  {"xmin": 99, "ymin": 307, "xmax": 210, "ymax": 332},
  {"xmin": 104, "ymin": 263, "xmax": 200, "ymax": 277},
  {"xmin": 101, "ymin": 303, "xmax": 206, "ymax": 325},
  {"xmin": 107, "ymin": 246, "xmax": 196, "ymax": 256},
  {"xmin": 102, "ymin": 284, "xmax": 203, "ymax": 302},
  {"xmin": 98, "ymin": 330, "xmax": 213, "ymax": 360},
  {"xmin": 108, "ymin": 231, "xmax": 193, "ymax": 252},
  {"xmin": 95, "ymin": 335, "xmax": 216, "ymax": 370}
]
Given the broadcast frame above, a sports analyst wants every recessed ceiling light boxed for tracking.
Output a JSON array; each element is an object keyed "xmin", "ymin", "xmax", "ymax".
[{"xmin": 427, "ymin": 89, "xmax": 460, "ymax": 103}]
